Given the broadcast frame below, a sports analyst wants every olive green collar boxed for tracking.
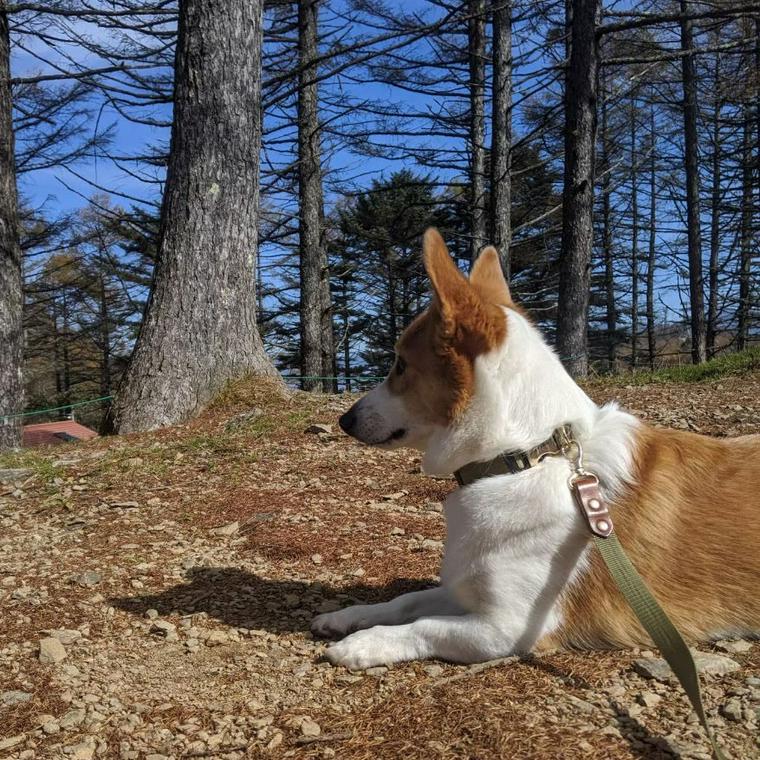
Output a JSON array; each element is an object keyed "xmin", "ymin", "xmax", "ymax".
[{"xmin": 454, "ymin": 424, "xmax": 575, "ymax": 486}]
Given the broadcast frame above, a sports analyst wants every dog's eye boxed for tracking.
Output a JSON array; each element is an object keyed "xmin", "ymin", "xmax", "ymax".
[{"xmin": 395, "ymin": 357, "xmax": 406, "ymax": 376}]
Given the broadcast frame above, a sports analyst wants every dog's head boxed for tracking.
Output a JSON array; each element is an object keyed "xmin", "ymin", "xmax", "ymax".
[{"xmin": 339, "ymin": 228, "xmax": 514, "ymax": 456}]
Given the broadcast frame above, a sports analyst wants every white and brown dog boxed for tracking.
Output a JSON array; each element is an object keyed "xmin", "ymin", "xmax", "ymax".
[{"xmin": 312, "ymin": 228, "xmax": 760, "ymax": 670}]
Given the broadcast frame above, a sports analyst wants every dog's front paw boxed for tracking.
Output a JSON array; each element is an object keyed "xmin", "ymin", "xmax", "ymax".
[
  {"xmin": 311, "ymin": 605, "xmax": 372, "ymax": 639},
  {"xmin": 324, "ymin": 627, "xmax": 412, "ymax": 670}
]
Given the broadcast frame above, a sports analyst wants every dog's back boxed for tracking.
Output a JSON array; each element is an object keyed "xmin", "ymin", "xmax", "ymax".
[{"xmin": 545, "ymin": 426, "xmax": 760, "ymax": 650}]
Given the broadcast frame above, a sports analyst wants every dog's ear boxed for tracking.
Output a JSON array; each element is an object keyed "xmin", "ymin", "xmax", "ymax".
[
  {"xmin": 422, "ymin": 228, "xmax": 478, "ymax": 326},
  {"xmin": 470, "ymin": 246, "xmax": 514, "ymax": 307}
]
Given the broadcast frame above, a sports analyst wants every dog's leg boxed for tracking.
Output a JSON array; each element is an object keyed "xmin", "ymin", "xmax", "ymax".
[
  {"xmin": 323, "ymin": 613, "xmax": 513, "ymax": 669},
  {"xmin": 311, "ymin": 587, "xmax": 463, "ymax": 638}
]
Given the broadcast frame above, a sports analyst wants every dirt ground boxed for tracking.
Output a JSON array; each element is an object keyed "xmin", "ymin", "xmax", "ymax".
[{"xmin": 1, "ymin": 373, "xmax": 759, "ymax": 760}]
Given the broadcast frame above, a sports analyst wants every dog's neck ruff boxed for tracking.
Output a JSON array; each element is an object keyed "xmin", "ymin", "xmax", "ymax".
[{"xmin": 454, "ymin": 424, "xmax": 575, "ymax": 486}]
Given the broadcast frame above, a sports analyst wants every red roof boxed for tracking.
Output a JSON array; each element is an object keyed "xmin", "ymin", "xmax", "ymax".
[{"xmin": 23, "ymin": 420, "xmax": 99, "ymax": 447}]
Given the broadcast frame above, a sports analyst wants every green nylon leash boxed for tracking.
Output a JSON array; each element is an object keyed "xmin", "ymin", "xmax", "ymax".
[{"xmin": 593, "ymin": 532, "xmax": 726, "ymax": 760}]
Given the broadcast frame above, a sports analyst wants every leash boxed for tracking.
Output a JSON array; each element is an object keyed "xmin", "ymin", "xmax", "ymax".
[{"xmin": 567, "ymin": 446, "xmax": 726, "ymax": 760}]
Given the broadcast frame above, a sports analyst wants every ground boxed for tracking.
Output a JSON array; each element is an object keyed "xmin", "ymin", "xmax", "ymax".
[{"xmin": 1, "ymin": 370, "xmax": 760, "ymax": 760}]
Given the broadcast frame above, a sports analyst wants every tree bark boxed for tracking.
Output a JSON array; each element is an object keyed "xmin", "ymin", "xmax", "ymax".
[
  {"xmin": 707, "ymin": 53, "xmax": 721, "ymax": 357},
  {"xmin": 556, "ymin": 0, "xmax": 600, "ymax": 378},
  {"xmin": 298, "ymin": 0, "xmax": 333, "ymax": 392},
  {"xmin": 468, "ymin": 0, "xmax": 487, "ymax": 263},
  {"xmin": 680, "ymin": 0, "xmax": 707, "ymax": 364},
  {"xmin": 0, "ymin": 2, "xmax": 23, "ymax": 449},
  {"xmin": 647, "ymin": 104, "xmax": 657, "ymax": 370},
  {"xmin": 600, "ymin": 77, "xmax": 616, "ymax": 370},
  {"xmin": 114, "ymin": 0, "xmax": 277, "ymax": 433},
  {"xmin": 738, "ymin": 107, "xmax": 752, "ymax": 351},
  {"xmin": 630, "ymin": 95, "xmax": 639, "ymax": 370},
  {"xmin": 489, "ymin": 0, "xmax": 512, "ymax": 277}
]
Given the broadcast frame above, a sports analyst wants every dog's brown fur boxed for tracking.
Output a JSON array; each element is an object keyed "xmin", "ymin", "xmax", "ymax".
[{"xmin": 541, "ymin": 425, "xmax": 760, "ymax": 649}]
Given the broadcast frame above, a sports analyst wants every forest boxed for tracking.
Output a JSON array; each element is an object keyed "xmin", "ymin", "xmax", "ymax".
[{"xmin": 0, "ymin": 0, "xmax": 759, "ymax": 446}]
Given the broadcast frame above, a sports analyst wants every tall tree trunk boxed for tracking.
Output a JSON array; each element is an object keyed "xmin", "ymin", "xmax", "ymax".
[
  {"xmin": 600, "ymin": 77, "xmax": 616, "ymax": 370},
  {"xmin": 298, "ymin": 0, "xmax": 333, "ymax": 392},
  {"xmin": 114, "ymin": 0, "xmax": 277, "ymax": 433},
  {"xmin": 647, "ymin": 104, "xmax": 657, "ymax": 370},
  {"xmin": 680, "ymin": 0, "xmax": 707, "ymax": 364},
  {"xmin": 468, "ymin": 0, "xmax": 487, "ymax": 263},
  {"xmin": 490, "ymin": 0, "xmax": 512, "ymax": 276},
  {"xmin": 707, "ymin": 55, "xmax": 722, "ymax": 357},
  {"xmin": 98, "ymin": 274, "xmax": 115, "ymax": 435},
  {"xmin": 630, "ymin": 96, "xmax": 639, "ymax": 371},
  {"xmin": 738, "ymin": 107, "xmax": 752, "ymax": 351},
  {"xmin": 556, "ymin": 0, "xmax": 600, "ymax": 378},
  {"xmin": 0, "ymin": 3, "xmax": 24, "ymax": 449}
]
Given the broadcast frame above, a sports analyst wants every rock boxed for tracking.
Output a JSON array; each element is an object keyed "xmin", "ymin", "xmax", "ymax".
[
  {"xmin": 204, "ymin": 630, "xmax": 229, "ymax": 647},
  {"xmin": 150, "ymin": 621, "xmax": 179, "ymax": 641},
  {"xmin": 390, "ymin": 527, "xmax": 405, "ymax": 536},
  {"xmin": 144, "ymin": 608, "xmax": 159, "ymax": 620},
  {"xmin": 211, "ymin": 521, "xmax": 239, "ymax": 537},
  {"xmin": 305, "ymin": 424, "xmax": 332, "ymax": 435},
  {"xmin": 311, "ymin": 554, "xmax": 323, "ymax": 565},
  {"xmin": 66, "ymin": 737, "xmax": 97, "ymax": 760},
  {"xmin": 0, "ymin": 735, "xmax": 25, "ymax": 752},
  {"xmin": 637, "ymin": 691, "xmax": 662, "ymax": 708},
  {"xmin": 73, "ymin": 570, "xmax": 102, "ymax": 588},
  {"xmin": 250, "ymin": 715, "xmax": 275, "ymax": 730},
  {"xmin": 59, "ymin": 708, "xmax": 86, "ymax": 729},
  {"xmin": 1, "ymin": 689, "xmax": 32, "ymax": 706},
  {"xmin": 423, "ymin": 664, "xmax": 444, "ymax": 677},
  {"xmin": 0, "ymin": 468, "xmax": 32, "ymax": 483},
  {"xmin": 300, "ymin": 719, "xmax": 321, "ymax": 737},
  {"xmin": 106, "ymin": 500, "xmax": 140, "ymax": 509},
  {"xmin": 365, "ymin": 666, "xmax": 388, "ymax": 676},
  {"xmin": 44, "ymin": 628, "xmax": 82, "ymax": 645},
  {"xmin": 714, "ymin": 639, "xmax": 752, "ymax": 654},
  {"xmin": 721, "ymin": 698, "xmax": 743, "ymax": 722},
  {"xmin": 633, "ymin": 652, "xmax": 739, "ymax": 682},
  {"xmin": 39, "ymin": 636, "xmax": 67, "ymax": 664}
]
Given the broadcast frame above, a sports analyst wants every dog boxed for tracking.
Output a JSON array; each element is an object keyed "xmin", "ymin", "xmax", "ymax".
[{"xmin": 311, "ymin": 228, "xmax": 760, "ymax": 671}]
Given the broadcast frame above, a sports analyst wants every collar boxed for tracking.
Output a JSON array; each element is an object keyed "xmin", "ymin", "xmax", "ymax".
[{"xmin": 454, "ymin": 424, "xmax": 575, "ymax": 486}]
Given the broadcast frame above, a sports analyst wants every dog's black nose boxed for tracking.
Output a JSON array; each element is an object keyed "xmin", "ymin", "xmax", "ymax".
[{"xmin": 339, "ymin": 408, "xmax": 357, "ymax": 434}]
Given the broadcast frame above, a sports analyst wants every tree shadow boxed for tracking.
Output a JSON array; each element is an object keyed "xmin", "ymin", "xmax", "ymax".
[{"xmin": 110, "ymin": 566, "xmax": 433, "ymax": 633}]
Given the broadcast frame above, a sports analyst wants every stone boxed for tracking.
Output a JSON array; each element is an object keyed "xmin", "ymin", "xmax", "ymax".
[
  {"xmin": 633, "ymin": 652, "xmax": 739, "ymax": 682},
  {"xmin": 211, "ymin": 521, "xmax": 239, "ymax": 537},
  {"xmin": 637, "ymin": 691, "xmax": 662, "ymax": 708},
  {"xmin": 423, "ymin": 664, "xmax": 444, "ymax": 677},
  {"xmin": 0, "ymin": 735, "xmax": 25, "ymax": 752},
  {"xmin": 305, "ymin": 424, "xmax": 332, "ymax": 435},
  {"xmin": 59, "ymin": 708, "xmax": 86, "ymax": 729},
  {"xmin": 73, "ymin": 570, "xmax": 102, "ymax": 588},
  {"xmin": 44, "ymin": 628, "xmax": 82, "ymax": 645},
  {"xmin": 39, "ymin": 636, "xmax": 67, "ymax": 664},
  {"xmin": 714, "ymin": 639, "xmax": 753, "ymax": 654},
  {"xmin": 224, "ymin": 407, "xmax": 263, "ymax": 431},
  {"xmin": 107, "ymin": 501, "xmax": 140, "ymax": 509},
  {"xmin": 204, "ymin": 630, "xmax": 229, "ymax": 647},
  {"xmin": 144, "ymin": 608, "xmax": 159, "ymax": 620},
  {"xmin": 300, "ymin": 719, "xmax": 321, "ymax": 737},
  {"xmin": 150, "ymin": 621, "xmax": 179, "ymax": 641},
  {"xmin": 1, "ymin": 690, "xmax": 32, "ymax": 706},
  {"xmin": 311, "ymin": 554, "xmax": 323, "ymax": 565},
  {"xmin": 0, "ymin": 468, "xmax": 32, "ymax": 483},
  {"xmin": 66, "ymin": 737, "xmax": 97, "ymax": 760},
  {"xmin": 721, "ymin": 698, "xmax": 743, "ymax": 722},
  {"xmin": 365, "ymin": 666, "xmax": 388, "ymax": 676}
]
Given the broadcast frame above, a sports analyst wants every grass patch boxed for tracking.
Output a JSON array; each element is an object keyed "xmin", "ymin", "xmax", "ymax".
[{"xmin": 593, "ymin": 347, "xmax": 760, "ymax": 387}]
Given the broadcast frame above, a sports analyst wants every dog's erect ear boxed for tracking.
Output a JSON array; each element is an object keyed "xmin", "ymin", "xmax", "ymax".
[
  {"xmin": 470, "ymin": 246, "xmax": 513, "ymax": 307},
  {"xmin": 422, "ymin": 228, "xmax": 477, "ymax": 322}
]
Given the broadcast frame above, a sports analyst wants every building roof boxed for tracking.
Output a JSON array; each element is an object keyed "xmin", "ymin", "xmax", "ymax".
[{"xmin": 23, "ymin": 420, "xmax": 99, "ymax": 448}]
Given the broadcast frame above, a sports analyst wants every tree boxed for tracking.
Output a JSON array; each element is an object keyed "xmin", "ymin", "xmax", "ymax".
[
  {"xmin": 468, "ymin": 0, "xmax": 487, "ymax": 262},
  {"xmin": 679, "ymin": 0, "xmax": 707, "ymax": 363},
  {"xmin": 0, "ymin": 1, "xmax": 23, "ymax": 449},
  {"xmin": 489, "ymin": 0, "xmax": 512, "ymax": 276},
  {"xmin": 113, "ymin": 0, "xmax": 278, "ymax": 434},
  {"xmin": 556, "ymin": 0, "xmax": 600, "ymax": 378},
  {"xmin": 297, "ymin": 0, "xmax": 334, "ymax": 392}
]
